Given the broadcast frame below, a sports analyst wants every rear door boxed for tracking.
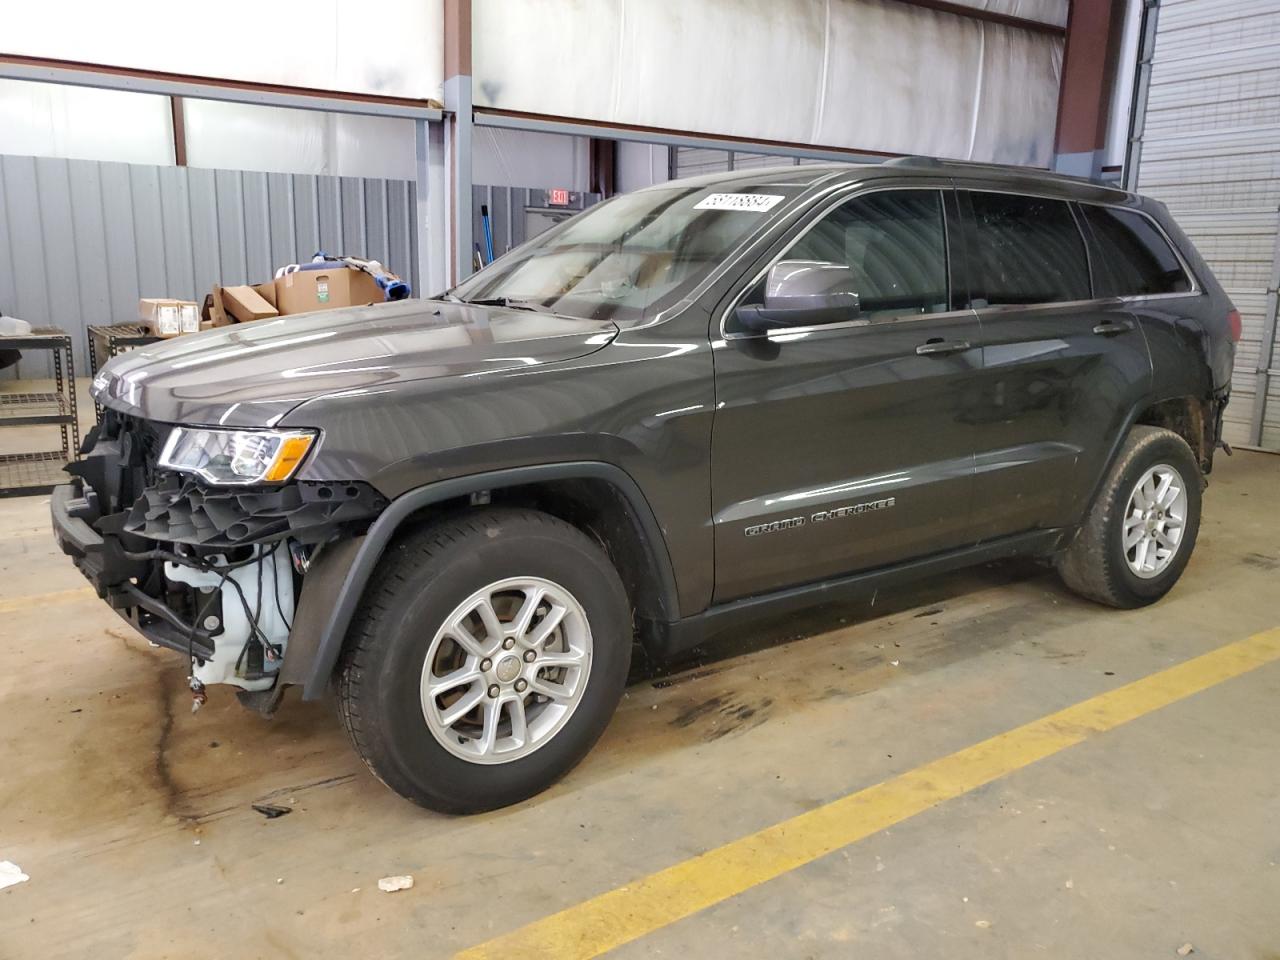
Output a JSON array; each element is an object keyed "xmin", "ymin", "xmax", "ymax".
[
  {"xmin": 709, "ymin": 184, "xmax": 985, "ymax": 603},
  {"xmin": 955, "ymin": 188, "xmax": 1153, "ymax": 540},
  {"xmin": 1075, "ymin": 202, "xmax": 1207, "ymax": 412}
]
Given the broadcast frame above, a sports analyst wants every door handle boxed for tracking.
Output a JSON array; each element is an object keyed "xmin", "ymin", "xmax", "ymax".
[
  {"xmin": 916, "ymin": 338, "xmax": 971, "ymax": 357},
  {"xmin": 1092, "ymin": 319, "xmax": 1134, "ymax": 336}
]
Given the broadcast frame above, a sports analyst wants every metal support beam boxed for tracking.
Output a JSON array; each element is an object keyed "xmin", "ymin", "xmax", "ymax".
[
  {"xmin": 1052, "ymin": 0, "xmax": 1128, "ymax": 180},
  {"xmin": 885, "ymin": 0, "xmax": 1066, "ymax": 34},
  {"xmin": 169, "ymin": 95, "xmax": 187, "ymax": 166},
  {"xmin": 413, "ymin": 118, "xmax": 447, "ymax": 299},
  {"xmin": 1122, "ymin": 0, "xmax": 1161, "ymax": 192},
  {"xmin": 426, "ymin": 121, "xmax": 448, "ymax": 296},
  {"xmin": 0, "ymin": 57, "xmax": 442, "ymax": 121},
  {"xmin": 443, "ymin": 0, "xmax": 474, "ymax": 284},
  {"xmin": 474, "ymin": 111, "xmax": 888, "ymax": 166},
  {"xmin": 445, "ymin": 76, "xmax": 474, "ymax": 283}
]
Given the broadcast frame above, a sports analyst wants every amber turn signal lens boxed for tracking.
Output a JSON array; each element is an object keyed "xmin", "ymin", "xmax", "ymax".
[{"xmin": 264, "ymin": 435, "xmax": 315, "ymax": 482}]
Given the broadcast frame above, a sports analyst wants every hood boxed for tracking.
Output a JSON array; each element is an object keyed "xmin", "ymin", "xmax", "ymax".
[{"xmin": 92, "ymin": 300, "xmax": 618, "ymax": 427}]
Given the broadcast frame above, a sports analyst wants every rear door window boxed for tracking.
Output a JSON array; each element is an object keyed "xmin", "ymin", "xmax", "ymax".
[
  {"xmin": 1079, "ymin": 205, "xmax": 1192, "ymax": 297},
  {"xmin": 964, "ymin": 192, "xmax": 1092, "ymax": 307}
]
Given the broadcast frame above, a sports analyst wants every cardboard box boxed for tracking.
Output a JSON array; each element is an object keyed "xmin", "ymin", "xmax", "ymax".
[
  {"xmin": 221, "ymin": 284, "xmax": 279, "ymax": 322},
  {"xmin": 204, "ymin": 282, "xmax": 278, "ymax": 327},
  {"xmin": 274, "ymin": 266, "xmax": 383, "ymax": 316},
  {"xmin": 207, "ymin": 288, "xmax": 231, "ymax": 328},
  {"xmin": 138, "ymin": 298, "xmax": 197, "ymax": 338},
  {"xmin": 179, "ymin": 302, "xmax": 200, "ymax": 335}
]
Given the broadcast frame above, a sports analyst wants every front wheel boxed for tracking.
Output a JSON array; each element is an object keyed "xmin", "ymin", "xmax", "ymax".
[
  {"xmin": 1057, "ymin": 425, "xmax": 1203, "ymax": 608},
  {"xmin": 337, "ymin": 508, "xmax": 632, "ymax": 813}
]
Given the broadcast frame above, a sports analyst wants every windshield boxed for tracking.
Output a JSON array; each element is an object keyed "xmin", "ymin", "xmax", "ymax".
[{"xmin": 447, "ymin": 183, "xmax": 805, "ymax": 322}]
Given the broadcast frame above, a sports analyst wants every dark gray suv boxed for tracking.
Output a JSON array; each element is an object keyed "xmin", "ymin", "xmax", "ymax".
[{"xmin": 52, "ymin": 159, "xmax": 1238, "ymax": 813}]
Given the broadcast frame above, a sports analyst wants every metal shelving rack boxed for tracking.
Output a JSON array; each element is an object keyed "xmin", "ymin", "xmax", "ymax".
[
  {"xmin": 87, "ymin": 323, "xmax": 162, "ymax": 421},
  {"xmin": 0, "ymin": 327, "xmax": 80, "ymax": 497}
]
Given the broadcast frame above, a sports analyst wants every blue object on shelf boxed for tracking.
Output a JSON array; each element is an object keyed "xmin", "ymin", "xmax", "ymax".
[
  {"xmin": 286, "ymin": 253, "xmax": 412, "ymax": 301},
  {"xmin": 481, "ymin": 205, "xmax": 495, "ymax": 265}
]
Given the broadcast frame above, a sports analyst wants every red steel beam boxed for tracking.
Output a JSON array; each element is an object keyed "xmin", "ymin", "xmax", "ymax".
[{"xmin": 1054, "ymin": 0, "xmax": 1129, "ymax": 160}]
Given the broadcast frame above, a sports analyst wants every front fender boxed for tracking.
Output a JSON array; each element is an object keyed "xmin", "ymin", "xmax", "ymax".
[{"xmin": 281, "ymin": 461, "xmax": 681, "ymax": 700}]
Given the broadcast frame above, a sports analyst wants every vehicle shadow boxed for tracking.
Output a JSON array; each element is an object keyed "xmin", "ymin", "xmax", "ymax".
[{"xmin": 630, "ymin": 556, "xmax": 1059, "ymax": 686}]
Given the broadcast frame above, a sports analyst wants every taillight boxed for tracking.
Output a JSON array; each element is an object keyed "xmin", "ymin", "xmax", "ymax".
[{"xmin": 1227, "ymin": 308, "xmax": 1242, "ymax": 342}]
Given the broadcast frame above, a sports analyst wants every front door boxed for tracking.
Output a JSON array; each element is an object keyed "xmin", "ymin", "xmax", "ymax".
[
  {"xmin": 709, "ymin": 185, "xmax": 985, "ymax": 604},
  {"xmin": 954, "ymin": 188, "xmax": 1154, "ymax": 540}
]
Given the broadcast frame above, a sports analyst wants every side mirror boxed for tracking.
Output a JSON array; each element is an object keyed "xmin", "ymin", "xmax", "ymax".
[{"xmin": 735, "ymin": 260, "xmax": 860, "ymax": 334}]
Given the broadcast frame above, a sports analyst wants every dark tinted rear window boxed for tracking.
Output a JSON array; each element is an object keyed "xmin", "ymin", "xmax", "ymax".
[
  {"xmin": 1080, "ymin": 205, "xmax": 1192, "ymax": 297},
  {"xmin": 966, "ymin": 192, "xmax": 1091, "ymax": 306}
]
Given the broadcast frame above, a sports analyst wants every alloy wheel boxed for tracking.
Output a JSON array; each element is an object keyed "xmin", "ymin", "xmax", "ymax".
[
  {"xmin": 419, "ymin": 577, "xmax": 593, "ymax": 764},
  {"xmin": 1122, "ymin": 463, "xmax": 1188, "ymax": 579}
]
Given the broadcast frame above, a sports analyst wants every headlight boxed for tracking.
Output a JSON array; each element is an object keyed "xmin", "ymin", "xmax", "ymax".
[{"xmin": 158, "ymin": 427, "xmax": 317, "ymax": 485}]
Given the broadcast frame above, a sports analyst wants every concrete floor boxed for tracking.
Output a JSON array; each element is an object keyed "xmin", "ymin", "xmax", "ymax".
[{"xmin": 1, "ymin": 451, "xmax": 1277, "ymax": 959}]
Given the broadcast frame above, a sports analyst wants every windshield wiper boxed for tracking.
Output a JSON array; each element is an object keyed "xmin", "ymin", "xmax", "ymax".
[{"xmin": 462, "ymin": 297, "xmax": 552, "ymax": 313}]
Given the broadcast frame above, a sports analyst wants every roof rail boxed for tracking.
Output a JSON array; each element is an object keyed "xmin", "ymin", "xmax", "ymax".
[{"xmin": 884, "ymin": 155, "xmax": 1115, "ymax": 188}]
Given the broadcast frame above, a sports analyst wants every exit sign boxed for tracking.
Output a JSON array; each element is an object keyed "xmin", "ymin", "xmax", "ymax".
[{"xmin": 548, "ymin": 188, "xmax": 571, "ymax": 206}]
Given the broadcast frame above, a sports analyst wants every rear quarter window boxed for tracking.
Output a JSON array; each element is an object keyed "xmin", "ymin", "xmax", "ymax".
[{"xmin": 1079, "ymin": 205, "xmax": 1192, "ymax": 297}]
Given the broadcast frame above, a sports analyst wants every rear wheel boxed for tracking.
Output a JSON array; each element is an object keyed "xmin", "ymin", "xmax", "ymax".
[
  {"xmin": 338, "ymin": 508, "xmax": 631, "ymax": 813},
  {"xmin": 1057, "ymin": 425, "xmax": 1202, "ymax": 608}
]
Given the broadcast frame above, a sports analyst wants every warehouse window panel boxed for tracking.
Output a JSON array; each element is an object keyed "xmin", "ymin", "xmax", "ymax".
[
  {"xmin": 0, "ymin": 79, "xmax": 173, "ymax": 166},
  {"xmin": 183, "ymin": 99, "xmax": 414, "ymax": 181},
  {"xmin": 4, "ymin": 0, "xmax": 443, "ymax": 100}
]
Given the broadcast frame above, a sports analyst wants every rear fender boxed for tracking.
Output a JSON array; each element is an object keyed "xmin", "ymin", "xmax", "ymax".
[{"xmin": 1074, "ymin": 392, "xmax": 1214, "ymax": 534}]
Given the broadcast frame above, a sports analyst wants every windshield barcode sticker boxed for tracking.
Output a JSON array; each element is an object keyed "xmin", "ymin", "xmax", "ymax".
[{"xmin": 694, "ymin": 193, "xmax": 785, "ymax": 213}]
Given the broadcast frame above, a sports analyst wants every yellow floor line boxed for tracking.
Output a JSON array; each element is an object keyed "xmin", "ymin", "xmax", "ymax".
[
  {"xmin": 0, "ymin": 587, "xmax": 95, "ymax": 615},
  {"xmin": 456, "ymin": 627, "xmax": 1280, "ymax": 960}
]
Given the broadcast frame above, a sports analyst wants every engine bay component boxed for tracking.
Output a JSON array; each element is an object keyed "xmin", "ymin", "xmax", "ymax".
[
  {"xmin": 126, "ymin": 475, "xmax": 386, "ymax": 548},
  {"xmin": 165, "ymin": 543, "xmax": 295, "ymax": 692}
]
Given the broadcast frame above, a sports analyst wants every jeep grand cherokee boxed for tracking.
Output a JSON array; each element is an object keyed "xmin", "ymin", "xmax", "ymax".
[{"xmin": 52, "ymin": 159, "xmax": 1238, "ymax": 813}]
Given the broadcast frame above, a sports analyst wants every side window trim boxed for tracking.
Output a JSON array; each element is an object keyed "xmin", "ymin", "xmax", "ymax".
[
  {"xmin": 1075, "ymin": 202, "xmax": 1116, "ymax": 298},
  {"xmin": 1068, "ymin": 201, "xmax": 1098, "ymax": 301},
  {"xmin": 942, "ymin": 186, "xmax": 969, "ymax": 313},
  {"xmin": 719, "ymin": 183, "xmax": 967, "ymax": 340},
  {"xmin": 954, "ymin": 188, "xmax": 981, "ymax": 309}
]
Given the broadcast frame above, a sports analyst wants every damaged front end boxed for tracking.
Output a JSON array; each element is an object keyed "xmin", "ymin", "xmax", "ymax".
[{"xmin": 51, "ymin": 411, "xmax": 386, "ymax": 713}]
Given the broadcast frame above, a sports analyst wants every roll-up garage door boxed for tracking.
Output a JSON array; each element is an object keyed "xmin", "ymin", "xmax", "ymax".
[{"xmin": 1132, "ymin": 0, "xmax": 1280, "ymax": 449}]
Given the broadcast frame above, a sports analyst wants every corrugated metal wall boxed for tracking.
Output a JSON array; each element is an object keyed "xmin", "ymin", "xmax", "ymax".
[
  {"xmin": 1134, "ymin": 0, "xmax": 1280, "ymax": 449},
  {"xmin": 0, "ymin": 154, "xmax": 420, "ymax": 379}
]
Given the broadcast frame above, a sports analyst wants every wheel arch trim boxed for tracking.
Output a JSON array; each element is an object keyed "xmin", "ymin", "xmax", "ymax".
[
  {"xmin": 290, "ymin": 461, "xmax": 680, "ymax": 700},
  {"xmin": 1077, "ymin": 392, "xmax": 1209, "ymax": 533}
]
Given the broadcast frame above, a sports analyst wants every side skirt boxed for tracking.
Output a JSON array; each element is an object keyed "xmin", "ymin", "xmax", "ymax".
[{"xmin": 646, "ymin": 528, "xmax": 1070, "ymax": 659}]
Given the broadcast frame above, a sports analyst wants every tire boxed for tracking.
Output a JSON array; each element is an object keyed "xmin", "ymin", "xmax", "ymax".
[
  {"xmin": 337, "ymin": 507, "xmax": 632, "ymax": 814},
  {"xmin": 1057, "ymin": 425, "xmax": 1202, "ymax": 608}
]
